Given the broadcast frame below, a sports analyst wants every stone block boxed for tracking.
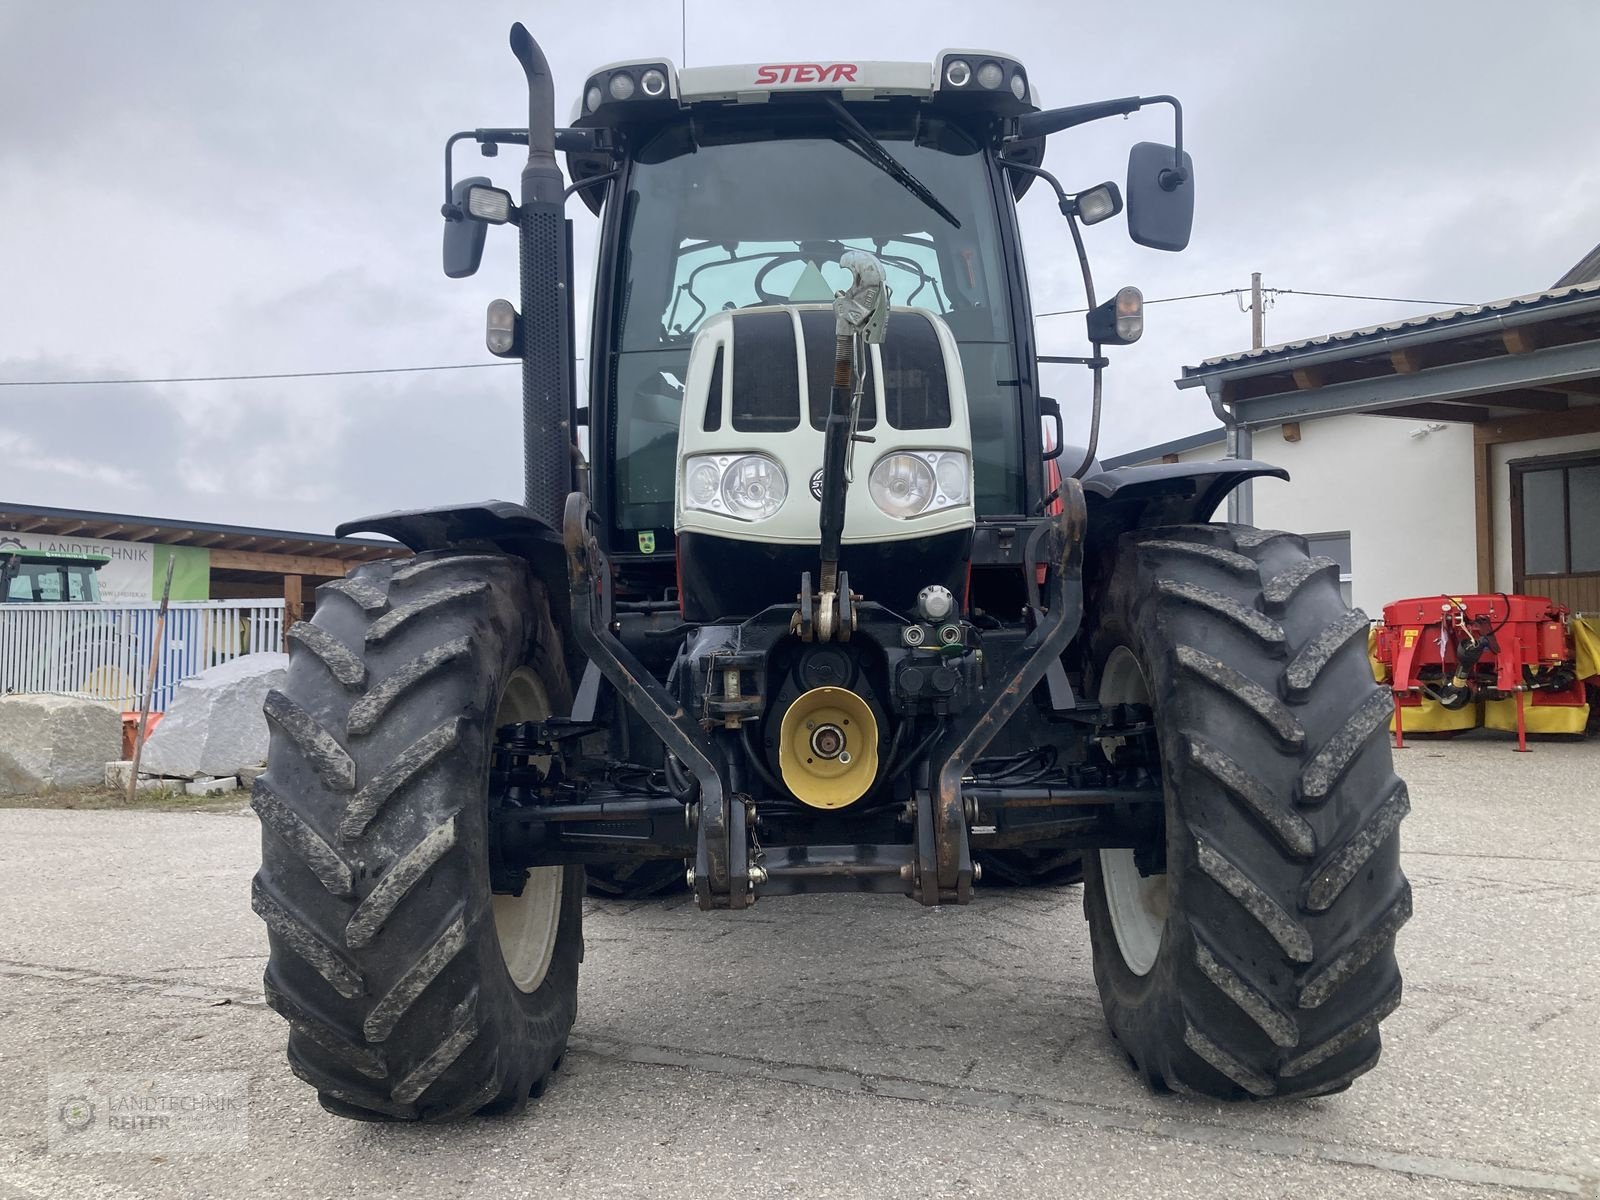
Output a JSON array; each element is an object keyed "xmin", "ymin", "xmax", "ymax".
[
  {"xmin": 139, "ymin": 653, "xmax": 288, "ymax": 780},
  {"xmin": 0, "ymin": 695, "xmax": 123, "ymax": 796},
  {"xmin": 105, "ymin": 760, "xmax": 135, "ymax": 789}
]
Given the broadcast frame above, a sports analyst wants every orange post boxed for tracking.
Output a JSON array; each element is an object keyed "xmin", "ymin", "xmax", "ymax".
[
  {"xmin": 1513, "ymin": 689, "xmax": 1529, "ymax": 753},
  {"xmin": 1391, "ymin": 691, "xmax": 1406, "ymax": 750}
]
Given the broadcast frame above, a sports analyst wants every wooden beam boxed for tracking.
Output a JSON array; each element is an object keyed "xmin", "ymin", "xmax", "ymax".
[
  {"xmin": 11, "ymin": 518, "xmax": 54, "ymax": 532},
  {"xmin": 1502, "ymin": 327, "xmax": 1543, "ymax": 355},
  {"xmin": 189, "ymin": 533, "xmax": 230, "ymax": 548},
  {"xmin": 1389, "ymin": 347, "xmax": 1432, "ymax": 374},
  {"xmin": 1475, "ymin": 403, "xmax": 1600, "ymax": 446},
  {"xmin": 1376, "ymin": 402, "xmax": 1492, "ymax": 422},
  {"xmin": 1474, "ymin": 439, "xmax": 1494, "ymax": 592},
  {"xmin": 75, "ymin": 523, "xmax": 119, "ymax": 538},
  {"xmin": 283, "ymin": 575, "xmax": 304, "ymax": 631},
  {"xmin": 1291, "ymin": 366, "xmax": 1327, "ymax": 390},
  {"xmin": 209, "ymin": 547, "xmax": 352, "ymax": 576}
]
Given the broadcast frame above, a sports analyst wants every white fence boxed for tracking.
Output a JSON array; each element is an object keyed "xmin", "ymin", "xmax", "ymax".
[{"xmin": 0, "ymin": 600, "xmax": 286, "ymax": 711}]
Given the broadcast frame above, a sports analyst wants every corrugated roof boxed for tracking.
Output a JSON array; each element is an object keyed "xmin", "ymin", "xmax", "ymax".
[
  {"xmin": 1101, "ymin": 427, "xmax": 1227, "ymax": 470},
  {"xmin": 1183, "ymin": 279, "xmax": 1600, "ymax": 377},
  {"xmin": 1555, "ymin": 242, "xmax": 1600, "ymax": 288},
  {"xmin": 0, "ymin": 501, "xmax": 402, "ymax": 562}
]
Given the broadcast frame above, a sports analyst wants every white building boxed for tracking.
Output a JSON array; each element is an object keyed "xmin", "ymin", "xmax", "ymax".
[{"xmin": 1109, "ymin": 264, "xmax": 1600, "ymax": 620}]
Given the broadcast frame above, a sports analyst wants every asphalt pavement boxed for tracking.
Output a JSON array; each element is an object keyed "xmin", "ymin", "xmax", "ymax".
[{"xmin": 1, "ymin": 732, "xmax": 1596, "ymax": 1199}]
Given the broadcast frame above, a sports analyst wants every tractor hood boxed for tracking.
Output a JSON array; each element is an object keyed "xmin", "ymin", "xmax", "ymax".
[{"xmin": 674, "ymin": 303, "xmax": 975, "ymax": 548}]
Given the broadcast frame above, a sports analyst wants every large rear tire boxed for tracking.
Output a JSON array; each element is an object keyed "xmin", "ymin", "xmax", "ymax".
[
  {"xmin": 1082, "ymin": 524, "xmax": 1409, "ymax": 1099},
  {"xmin": 253, "ymin": 553, "xmax": 582, "ymax": 1121}
]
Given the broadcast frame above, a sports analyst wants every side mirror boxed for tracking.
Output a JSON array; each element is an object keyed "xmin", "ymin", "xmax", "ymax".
[
  {"xmin": 443, "ymin": 176, "xmax": 492, "ymax": 279},
  {"xmin": 1126, "ymin": 142, "xmax": 1194, "ymax": 252}
]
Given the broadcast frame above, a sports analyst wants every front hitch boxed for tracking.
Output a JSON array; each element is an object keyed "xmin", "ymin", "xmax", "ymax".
[
  {"xmin": 563, "ymin": 491, "xmax": 752, "ymax": 909},
  {"xmin": 913, "ymin": 476, "xmax": 1089, "ymax": 905}
]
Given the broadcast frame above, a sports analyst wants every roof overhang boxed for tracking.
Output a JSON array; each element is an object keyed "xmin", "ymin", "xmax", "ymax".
[{"xmin": 1178, "ymin": 282, "xmax": 1600, "ymax": 430}]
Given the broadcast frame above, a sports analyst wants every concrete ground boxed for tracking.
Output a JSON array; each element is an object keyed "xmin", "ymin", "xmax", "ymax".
[{"xmin": 0, "ymin": 732, "xmax": 1596, "ymax": 1199}]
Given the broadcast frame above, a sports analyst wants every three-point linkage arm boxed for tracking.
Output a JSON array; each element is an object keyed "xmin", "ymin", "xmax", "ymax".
[{"xmin": 814, "ymin": 251, "xmax": 890, "ymax": 640}]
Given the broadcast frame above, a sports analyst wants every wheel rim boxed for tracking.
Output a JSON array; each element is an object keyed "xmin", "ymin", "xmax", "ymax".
[
  {"xmin": 491, "ymin": 667, "xmax": 563, "ymax": 994},
  {"xmin": 1098, "ymin": 645, "xmax": 1168, "ymax": 977}
]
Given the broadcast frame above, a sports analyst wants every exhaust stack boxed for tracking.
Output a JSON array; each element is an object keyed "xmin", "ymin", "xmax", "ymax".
[{"xmin": 509, "ymin": 23, "xmax": 575, "ymax": 530}]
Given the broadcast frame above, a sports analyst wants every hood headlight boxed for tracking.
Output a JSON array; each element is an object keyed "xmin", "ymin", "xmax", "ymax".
[
  {"xmin": 683, "ymin": 453, "xmax": 788, "ymax": 521},
  {"xmin": 868, "ymin": 451, "xmax": 970, "ymax": 519}
]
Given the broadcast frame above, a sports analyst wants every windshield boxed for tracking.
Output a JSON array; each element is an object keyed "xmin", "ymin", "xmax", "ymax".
[
  {"xmin": 3, "ymin": 561, "xmax": 100, "ymax": 603},
  {"xmin": 607, "ymin": 109, "xmax": 1024, "ymax": 533}
]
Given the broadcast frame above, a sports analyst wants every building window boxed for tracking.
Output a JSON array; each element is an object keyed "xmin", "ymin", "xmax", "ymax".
[
  {"xmin": 1512, "ymin": 454, "xmax": 1600, "ymax": 577},
  {"xmin": 1305, "ymin": 531, "xmax": 1353, "ymax": 607}
]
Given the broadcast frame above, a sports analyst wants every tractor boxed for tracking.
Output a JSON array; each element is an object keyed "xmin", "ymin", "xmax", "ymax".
[
  {"xmin": 0, "ymin": 546, "xmax": 107, "ymax": 603},
  {"xmin": 254, "ymin": 26, "xmax": 1409, "ymax": 1121}
]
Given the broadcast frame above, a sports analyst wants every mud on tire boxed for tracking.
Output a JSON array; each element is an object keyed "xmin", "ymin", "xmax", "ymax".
[
  {"xmin": 252, "ymin": 553, "xmax": 582, "ymax": 1121},
  {"xmin": 1082, "ymin": 524, "xmax": 1410, "ymax": 1100}
]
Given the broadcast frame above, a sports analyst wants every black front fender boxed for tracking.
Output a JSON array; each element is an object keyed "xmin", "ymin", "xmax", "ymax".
[
  {"xmin": 336, "ymin": 500, "xmax": 571, "ymax": 636},
  {"xmin": 336, "ymin": 499, "xmax": 563, "ymax": 561},
  {"xmin": 1081, "ymin": 459, "xmax": 1289, "ymax": 571},
  {"xmin": 1084, "ymin": 460, "xmax": 1287, "ymax": 520}
]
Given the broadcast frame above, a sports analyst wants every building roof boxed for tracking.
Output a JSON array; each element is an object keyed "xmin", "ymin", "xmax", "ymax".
[
  {"xmin": 0, "ymin": 501, "xmax": 402, "ymax": 565},
  {"xmin": 1182, "ymin": 280, "xmax": 1600, "ymax": 379},
  {"xmin": 1101, "ymin": 427, "xmax": 1226, "ymax": 470},
  {"xmin": 1555, "ymin": 242, "xmax": 1600, "ymax": 289}
]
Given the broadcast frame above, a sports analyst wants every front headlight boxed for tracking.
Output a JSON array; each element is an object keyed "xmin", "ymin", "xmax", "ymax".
[
  {"xmin": 682, "ymin": 453, "xmax": 788, "ymax": 521},
  {"xmin": 868, "ymin": 451, "xmax": 970, "ymax": 519}
]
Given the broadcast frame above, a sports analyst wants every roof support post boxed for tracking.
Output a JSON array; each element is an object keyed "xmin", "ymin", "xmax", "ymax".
[
  {"xmin": 1205, "ymin": 379, "xmax": 1255, "ymax": 526},
  {"xmin": 1226, "ymin": 423, "xmax": 1254, "ymax": 525}
]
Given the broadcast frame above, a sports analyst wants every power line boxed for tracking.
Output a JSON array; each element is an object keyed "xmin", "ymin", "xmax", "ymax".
[
  {"xmin": 0, "ymin": 284, "xmax": 1473, "ymax": 388},
  {"xmin": 1036, "ymin": 285, "xmax": 1471, "ymax": 319},
  {"xmin": 1272, "ymin": 287, "xmax": 1472, "ymax": 307},
  {"xmin": 1036, "ymin": 288, "xmax": 1241, "ymax": 318}
]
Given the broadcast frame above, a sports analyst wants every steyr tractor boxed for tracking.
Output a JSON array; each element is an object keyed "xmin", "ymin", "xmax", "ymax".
[{"xmin": 254, "ymin": 25, "xmax": 1409, "ymax": 1121}]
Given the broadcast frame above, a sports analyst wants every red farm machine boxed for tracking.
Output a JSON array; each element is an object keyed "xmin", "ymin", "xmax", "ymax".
[{"xmin": 1373, "ymin": 594, "xmax": 1597, "ymax": 750}]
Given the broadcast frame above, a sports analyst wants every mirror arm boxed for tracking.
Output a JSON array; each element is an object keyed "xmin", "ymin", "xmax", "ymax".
[
  {"xmin": 1136, "ymin": 95, "xmax": 1188, "ymax": 189},
  {"xmin": 564, "ymin": 167, "xmax": 620, "ymax": 201},
  {"xmin": 442, "ymin": 130, "xmax": 476, "ymax": 217},
  {"xmin": 444, "ymin": 126, "xmax": 612, "ymax": 217},
  {"xmin": 1017, "ymin": 93, "xmax": 1187, "ymax": 189}
]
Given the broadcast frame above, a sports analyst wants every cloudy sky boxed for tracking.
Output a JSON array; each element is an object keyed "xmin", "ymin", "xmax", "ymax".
[{"xmin": 2, "ymin": 2, "xmax": 1596, "ymax": 535}]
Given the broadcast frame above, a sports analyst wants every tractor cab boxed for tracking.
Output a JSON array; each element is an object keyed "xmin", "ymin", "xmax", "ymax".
[
  {"xmin": 0, "ymin": 547, "xmax": 107, "ymax": 603},
  {"xmin": 441, "ymin": 50, "xmax": 1196, "ymax": 616}
]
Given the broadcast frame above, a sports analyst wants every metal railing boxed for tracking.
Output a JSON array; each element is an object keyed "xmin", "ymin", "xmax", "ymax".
[{"xmin": 0, "ymin": 600, "xmax": 286, "ymax": 712}]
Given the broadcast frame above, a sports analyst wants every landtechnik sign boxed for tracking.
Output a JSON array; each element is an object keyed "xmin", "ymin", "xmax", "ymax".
[{"xmin": 0, "ymin": 533, "xmax": 209, "ymax": 602}]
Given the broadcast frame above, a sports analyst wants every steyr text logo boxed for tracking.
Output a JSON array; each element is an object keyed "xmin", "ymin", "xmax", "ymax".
[{"xmin": 754, "ymin": 64, "xmax": 859, "ymax": 85}]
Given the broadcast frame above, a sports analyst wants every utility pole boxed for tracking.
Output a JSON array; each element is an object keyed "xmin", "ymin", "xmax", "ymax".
[
  {"xmin": 1250, "ymin": 271, "xmax": 1264, "ymax": 350},
  {"xmin": 1228, "ymin": 271, "xmax": 1264, "ymax": 526}
]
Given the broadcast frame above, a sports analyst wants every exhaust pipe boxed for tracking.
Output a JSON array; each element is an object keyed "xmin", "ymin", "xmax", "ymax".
[{"xmin": 508, "ymin": 23, "xmax": 575, "ymax": 530}]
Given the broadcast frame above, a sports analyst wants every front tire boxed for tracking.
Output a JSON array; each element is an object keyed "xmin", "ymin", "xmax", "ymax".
[
  {"xmin": 1082, "ymin": 524, "xmax": 1409, "ymax": 1100},
  {"xmin": 253, "ymin": 553, "xmax": 582, "ymax": 1121}
]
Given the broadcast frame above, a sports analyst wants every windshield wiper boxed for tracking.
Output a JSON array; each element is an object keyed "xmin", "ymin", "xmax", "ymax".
[{"xmin": 825, "ymin": 99, "xmax": 961, "ymax": 230}]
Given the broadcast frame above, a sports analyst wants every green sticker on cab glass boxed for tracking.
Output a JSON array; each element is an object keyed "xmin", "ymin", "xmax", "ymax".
[{"xmin": 637, "ymin": 531, "xmax": 656, "ymax": 554}]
